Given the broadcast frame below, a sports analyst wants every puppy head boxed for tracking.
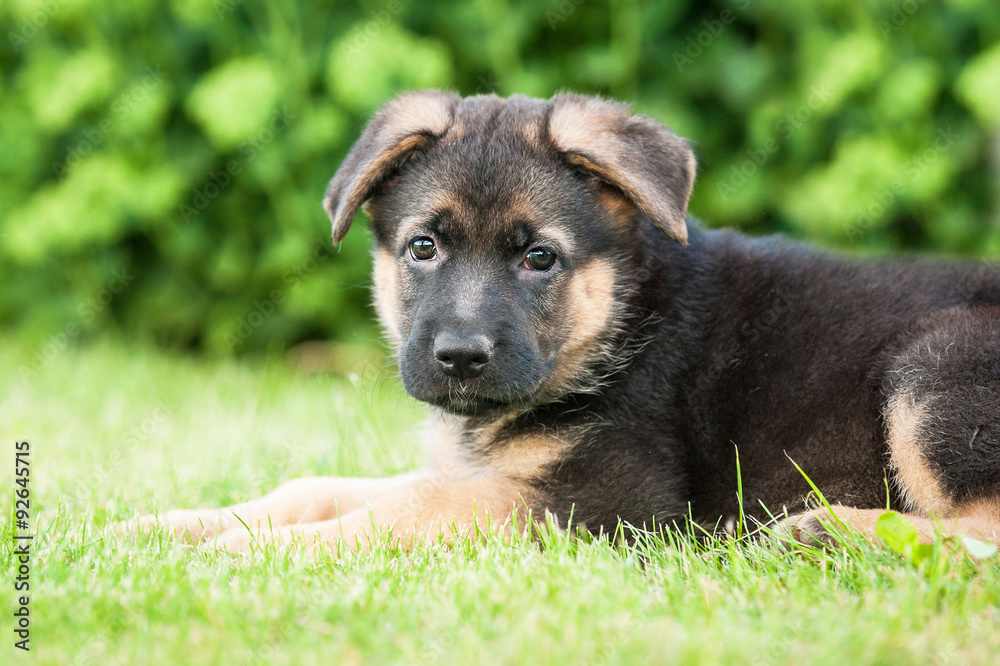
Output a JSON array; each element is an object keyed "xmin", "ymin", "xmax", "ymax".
[{"xmin": 324, "ymin": 91, "xmax": 696, "ymax": 416}]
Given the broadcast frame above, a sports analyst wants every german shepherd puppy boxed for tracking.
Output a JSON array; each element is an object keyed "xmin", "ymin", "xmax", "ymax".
[{"xmin": 137, "ymin": 91, "xmax": 1000, "ymax": 553}]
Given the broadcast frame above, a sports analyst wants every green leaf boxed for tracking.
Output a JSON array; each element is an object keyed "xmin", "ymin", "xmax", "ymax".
[
  {"xmin": 27, "ymin": 48, "xmax": 120, "ymax": 132},
  {"xmin": 955, "ymin": 44, "xmax": 1000, "ymax": 128},
  {"xmin": 877, "ymin": 512, "xmax": 940, "ymax": 567},
  {"xmin": 910, "ymin": 542, "xmax": 935, "ymax": 567},
  {"xmin": 957, "ymin": 534, "xmax": 999, "ymax": 560},
  {"xmin": 876, "ymin": 511, "xmax": 920, "ymax": 558},
  {"xmin": 185, "ymin": 58, "xmax": 281, "ymax": 149},
  {"xmin": 327, "ymin": 24, "xmax": 453, "ymax": 113}
]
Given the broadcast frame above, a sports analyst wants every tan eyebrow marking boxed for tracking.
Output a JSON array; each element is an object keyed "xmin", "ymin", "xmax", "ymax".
[{"xmin": 506, "ymin": 197, "xmax": 576, "ymax": 252}]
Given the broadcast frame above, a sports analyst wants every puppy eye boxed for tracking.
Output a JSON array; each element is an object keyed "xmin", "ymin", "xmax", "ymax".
[
  {"xmin": 409, "ymin": 237, "xmax": 437, "ymax": 261},
  {"xmin": 523, "ymin": 247, "xmax": 556, "ymax": 272}
]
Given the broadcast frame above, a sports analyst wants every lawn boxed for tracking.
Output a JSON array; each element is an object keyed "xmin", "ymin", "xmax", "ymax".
[{"xmin": 2, "ymin": 341, "xmax": 999, "ymax": 665}]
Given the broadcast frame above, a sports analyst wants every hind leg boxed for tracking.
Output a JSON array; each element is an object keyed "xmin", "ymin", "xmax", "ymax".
[{"xmin": 790, "ymin": 308, "xmax": 1000, "ymax": 548}]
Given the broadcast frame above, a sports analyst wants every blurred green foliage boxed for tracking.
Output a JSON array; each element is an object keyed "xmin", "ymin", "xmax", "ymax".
[{"xmin": 2, "ymin": 0, "xmax": 999, "ymax": 355}]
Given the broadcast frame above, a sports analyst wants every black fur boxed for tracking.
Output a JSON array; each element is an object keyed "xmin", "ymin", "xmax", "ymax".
[{"xmin": 532, "ymin": 221, "xmax": 1000, "ymax": 529}]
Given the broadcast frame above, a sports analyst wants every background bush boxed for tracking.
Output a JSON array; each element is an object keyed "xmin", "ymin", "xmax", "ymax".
[{"xmin": 2, "ymin": 0, "xmax": 999, "ymax": 356}]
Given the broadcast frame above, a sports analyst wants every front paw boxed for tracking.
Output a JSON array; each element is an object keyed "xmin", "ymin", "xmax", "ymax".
[
  {"xmin": 120, "ymin": 508, "xmax": 231, "ymax": 544},
  {"xmin": 779, "ymin": 510, "xmax": 843, "ymax": 549}
]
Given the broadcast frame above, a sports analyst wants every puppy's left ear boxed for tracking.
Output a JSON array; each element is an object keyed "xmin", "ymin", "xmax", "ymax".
[
  {"xmin": 548, "ymin": 93, "xmax": 696, "ymax": 244},
  {"xmin": 324, "ymin": 90, "xmax": 460, "ymax": 243}
]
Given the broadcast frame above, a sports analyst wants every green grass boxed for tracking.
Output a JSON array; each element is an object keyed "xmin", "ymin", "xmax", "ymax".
[{"xmin": 2, "ymin": 341, "xmax": 1000, "ymax": 665}]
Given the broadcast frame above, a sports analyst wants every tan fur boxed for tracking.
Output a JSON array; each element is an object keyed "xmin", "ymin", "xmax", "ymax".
[
  {"xmin": 129, "ymin": 474, "xmax": 423, "ymax": 543},
  {"xmin": 886, "ymin": 391, "xmax": 955, "ymax": 517},
  {"xmin": 466, "ymin": 409, "xmax": 521, "ymax": 444},
  {"xmin": 596, "ymin": 185, "xmax": 639, "ymax": 225},
  {"xmin": 959, "ymin": 498, "xmax": 1000, "ymax": 526},
  {"xmin": 212, "ymin": 468, "xmax": 536, "ymax": 553},
  {"xmin": 426, "ymin": 409, "xmax": 567, "ymax": 481},
  {"xmin": 683, "ymin": 147, "xmax": 698, "ymax": 200},
  {"xmin": 382, "ymin": 93, "xmax": 454, "ymax": 138},
  {"xmin": 561, "ymin": 151, "xmax": 677, "ymax": 242},
  {"xmin": 548, "ymin": 95, "xmax": 692, "ymax": 244},
  {"xmin": 325, "ymin": 91, "xmax": 458, "ymax": 242},
  {"xmin": 485, "ymin": 433, "xmax": 571, "ymax": 479},
  {"xmin": 134, "ymin": 407, "xmax": 560, "ymax": 553},
  {"xmin": 394, "ymin": 214, "xmax": 429, "ymax": 247},
  {"xmin": 786, "ymin": 504, "xmax": 1000, "ymax": 548},
  {"xmin": 548, "ymin": 97, "xmax": 624, "ymax": 160},
  {"xmin": 504, "ymin": 196, "xmax": 577, "ymax": 251},
  {"xmin": 519, "ymin": 116, "xmax": 543, "ymax": 149},
  {"xmin": 372, "ymin": 249, "xmax": 401, "ymax": 346},
  {"xmin": 542, "ymin": 258, "xmax": 618, "ymax": 395},
  {"xmin": 532, "ymin": 223, "xmax": 575, "ymax": 255},
  {"xmin": 394, "ymin": 190, "xmax": 463, "ymax": 245},
  {"xmin": 565, "ymin": 259, "xmax": 617, "ymax": 354},
  {"xmin": 423, "ymin": 410, "xmax": 467, "ymax": 462},
  {"xmin": 786, "ymin": 390, "xmax": 1000, "ymax": 549},
  {"xmin": 326, "ymin": 133, "xmax": 431, "ymax": 239}
]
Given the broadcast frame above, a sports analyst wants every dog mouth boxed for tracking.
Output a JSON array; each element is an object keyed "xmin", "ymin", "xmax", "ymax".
[
  {"xmin": 399, "ymin": 343, "xmax": 552, "ymax": 416},
  {"xmin": 426, "ymin": 382, "xmax": 540, "ymax": 417},
  {"xmin": 430, "ymin": 395, "xmax": 514, "ymax": 416}
]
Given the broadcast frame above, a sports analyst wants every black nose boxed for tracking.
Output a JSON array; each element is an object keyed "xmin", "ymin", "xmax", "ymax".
[{"xmin": 434, "ymin": 332, "xmax": 492, "ymax": 380}]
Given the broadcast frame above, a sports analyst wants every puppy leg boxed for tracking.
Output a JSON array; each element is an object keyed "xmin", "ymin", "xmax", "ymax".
[
  {"xmin": 784, "ymin": 504, "xmax": 1000, "ymax": 548},
  {"xmin": 128, "ymin": 472, "xmax": 423, "ymax": 543},
  {"xmin": 789, "ymin": 308, "xmax": 1000, "ymax": 550},
  {"xmin": 883, "ymin": 309, "xmax": 1000, "ymax": 544},
  {"xmin": 212, "ymin": 469, "xmax": 538, "ymax": 554}
]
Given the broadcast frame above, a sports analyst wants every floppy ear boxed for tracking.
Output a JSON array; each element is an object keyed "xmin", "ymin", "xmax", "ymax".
[
  {"xmin": 547, "ymin": 93, "xmax": 697, "ymax": 244},
  {"xmin": 323, "ymin": 90, "xmax": 460, "ymax": 243}
]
